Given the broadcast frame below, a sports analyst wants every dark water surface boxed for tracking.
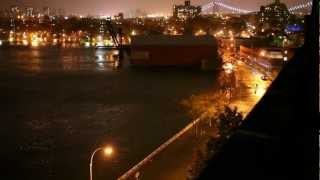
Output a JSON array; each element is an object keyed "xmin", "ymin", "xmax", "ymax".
[{"xmin": 0, "ymin": 47, "xmax": 219, "ymax": 180}]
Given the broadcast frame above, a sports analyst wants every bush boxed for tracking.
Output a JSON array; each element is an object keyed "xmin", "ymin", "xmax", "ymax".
[
  {"xmin": 217, "ymin": 106, "xmax": 243, "ymax": 138},
  {"xmin": 187, "ymin": 106, "xmax": 243, "ymax": 179}
]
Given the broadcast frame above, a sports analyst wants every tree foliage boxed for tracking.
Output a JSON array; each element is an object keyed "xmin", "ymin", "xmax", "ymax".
[
  {"xmin": 217, "ymin": 106, "xmax": 243, "ymax": 138},
  {"xmin": 187, "ymin": 106, "xmax": 243, "ymax": 179}
]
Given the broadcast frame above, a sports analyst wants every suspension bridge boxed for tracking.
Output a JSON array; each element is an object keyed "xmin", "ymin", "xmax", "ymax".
[{"xmin": 201, "ymin": 0, "xmax": 313, "ymax": 14}]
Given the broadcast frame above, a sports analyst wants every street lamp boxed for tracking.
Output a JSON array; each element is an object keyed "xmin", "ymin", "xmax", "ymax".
[
  {"xmin": 89, "ymin": 145, "xmax": 114, "ymax": 180},
  {"xmin": 260, "ymin": 50, "xmax": 266, "ymax": 57},
  {"xmin": 283, "ymin": 56, "xmax": 288, "ymax": 62},
  {"xmin": 131, "ymin": 30, "xmax": 136, "ymax": 36}
]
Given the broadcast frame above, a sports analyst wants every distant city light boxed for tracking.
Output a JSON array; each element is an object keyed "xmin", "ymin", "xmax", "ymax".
[
  {"xmin": 31, "ymin": 34, "xmax": 40, "ymax": 47},
  {"xmin": 260, "ymin": 50, "xmax": 266, "ymax": 57},
  {"xmin": 131, "ymin": 30, "xmax": 136, "ymax": 36},
  {"xmin": 9, "ymin": 37, "xmax": 14, "ymax": 42},
  {"xmin": 31, "ymin": 41, "xmax": 39, "ymax": 47},
  {"xmin": 84, "ymin": 42, "xmax": 90, "ymax": 47},
  {"xmin": 195, "ymin": 29, "xmax": 206, "ymax": 36},
  {"xmin": 146, "ymin": 13, "xmax": 168, "ymax": 18},
  {"xmin": 22, "ymin": 39, "xmax": 28, "ymax": 46}
]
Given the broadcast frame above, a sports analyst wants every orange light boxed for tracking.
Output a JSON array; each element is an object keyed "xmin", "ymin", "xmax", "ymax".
[
  {"xmin": 260, "ymin": 50, "xmax": 266, "ymax": 57},
  {"xmin": 131, "ymin": 30, "xmax": 136, "ymax": 36},
  {"xmin": 103, "ymin": 146, "xmax": 114, "ymax": 157}
]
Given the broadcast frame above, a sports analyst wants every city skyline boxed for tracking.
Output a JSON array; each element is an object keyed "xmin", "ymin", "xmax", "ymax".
[{"xmin": 0, "ymin": 0, "xmax": 310, "ymax": 16}]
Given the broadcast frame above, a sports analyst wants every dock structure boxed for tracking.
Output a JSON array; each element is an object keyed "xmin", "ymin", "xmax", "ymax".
[{"xmin": 130, "ymin": 35, "xmax": 220, "ymax": 68}]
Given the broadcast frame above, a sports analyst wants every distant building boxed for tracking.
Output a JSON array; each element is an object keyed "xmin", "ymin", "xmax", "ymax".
[
  {"xmin": 173, "ymin": 0, "xmax": 201, "ymax": 21},
  {"xmin": 43, "ymin": 7, "xmax": 50, "ymax": 16},
  {"xmin": 114, "ymin": 13, "xmax": 124, "ymax": 21},
  {"xmin": 239, "ymin": 45, "xmax": 294, "ymax": 70},
  {"xmin": 99, "ymin": 20, "xmax": 106, "ymax": 34},
  {"xmin": 258, "ymin": 0, "xmax": 290, "ymax": 34},
  {"xmin": 26, "ymin": 7, "xmax": 34, "ymax": 17},
  {"xmin": 10, "ymin": 5, "xmax": 20, "ymax": 18}
]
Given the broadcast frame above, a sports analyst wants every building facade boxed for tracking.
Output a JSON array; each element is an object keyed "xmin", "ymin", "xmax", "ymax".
[
  {"xmin": 258, "ymin": 0, "xmax": 290, "ymax": 34},
  {"xmin": 173, "ymin": 0, "xmax": 201, "ymax": 21},
  {"xmin": 130, "ymin": 35, "xmax": 219, "ymax": 67}
]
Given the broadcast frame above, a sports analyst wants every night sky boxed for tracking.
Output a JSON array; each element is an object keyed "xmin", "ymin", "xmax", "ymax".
[{"xmin": 0, "ymin": 0, "xmax": 308, "ymax": 16}]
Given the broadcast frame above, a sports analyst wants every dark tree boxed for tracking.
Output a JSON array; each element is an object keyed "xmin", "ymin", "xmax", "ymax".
[
  {"xmin": 188, "ymin": 107, "xmax": 243, "ymax": 179},
  {"xmin": 217, "ymin": 106, "xmax": 243, "ymax": 138}
]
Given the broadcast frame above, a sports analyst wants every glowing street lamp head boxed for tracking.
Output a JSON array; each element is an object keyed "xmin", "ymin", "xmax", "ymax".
[
  {"xmin": 103, "ymin": 146, "xmax": 114, "ymax": 157},
  {"xmin": 131, "ymin": 30, "xmax": 136, "ymax": 36},
  {"xmin": 283, "ymin": 56, "xmax": 288, "ymax": 61},
  {"xmin": 260, "ymin": 50, "xmax": 266, "ymax": 57}
]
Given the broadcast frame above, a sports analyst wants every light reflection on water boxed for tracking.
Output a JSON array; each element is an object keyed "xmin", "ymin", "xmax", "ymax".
[
  {"xmin": 0, "ymin": 48, "xmax": 221, "ymax": 179},
  {"xmin": 0, "ymin": 47, "xmax": 120, "ymax": 72}
]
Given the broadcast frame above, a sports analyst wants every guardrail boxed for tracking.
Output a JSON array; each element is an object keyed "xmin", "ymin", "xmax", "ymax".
[{"xmin": 117, "ymin": 113, "xmax": 207, "ymax": 180}]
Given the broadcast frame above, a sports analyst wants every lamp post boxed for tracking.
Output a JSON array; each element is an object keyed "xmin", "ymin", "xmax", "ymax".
[{"xmin": 89, "ymin": 146, "xmax": 114, "ymax": 180}]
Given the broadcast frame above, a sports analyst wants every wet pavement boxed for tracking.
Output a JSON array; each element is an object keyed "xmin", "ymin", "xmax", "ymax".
[{"xmin": 119, "ymin": 50, "xmax": 279, "ymax": 180}]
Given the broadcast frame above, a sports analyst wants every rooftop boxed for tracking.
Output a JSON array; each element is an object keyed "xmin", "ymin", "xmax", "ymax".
[{"xmin": 131, "ymin": 35, "xmax": 217, "ymax": 46}]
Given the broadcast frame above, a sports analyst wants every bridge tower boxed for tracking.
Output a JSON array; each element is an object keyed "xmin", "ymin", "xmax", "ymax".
[
  {"xmin": 211, "ymin": 0, "xmax": 221, "ymax": 15},
  {"xmin": 202, "ymin": 0, "xmax": 220, "ymax": 15}
]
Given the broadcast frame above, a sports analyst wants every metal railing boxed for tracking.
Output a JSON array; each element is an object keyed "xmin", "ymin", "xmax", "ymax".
[{"xmin": 117, "ymin": 113, "xmax": 207, "ymax": 180}]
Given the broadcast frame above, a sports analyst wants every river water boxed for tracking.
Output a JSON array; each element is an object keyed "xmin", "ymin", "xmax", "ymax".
[{"xmin": 0, "ymin": 46, "xmax": 221, "ymax": 180}]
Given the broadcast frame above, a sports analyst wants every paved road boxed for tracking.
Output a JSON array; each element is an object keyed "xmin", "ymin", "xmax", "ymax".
[{"xmin": 116, "ymin": 51, "xmax": 280, "ymax": 180}]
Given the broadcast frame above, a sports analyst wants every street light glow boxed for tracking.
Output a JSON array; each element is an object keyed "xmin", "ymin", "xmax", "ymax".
[
  {"xmin": 90, "ymin": 145, "xmax": 115, "ymax": 180},
  {"xmin": 260, "ymin": 50, "xmax": 266, "ymax": 57},
  {"xmin": 283, "ymin": 56, "xmax": 288, "ymax": 61},
  {"xmin": 255, "ymin": 86, "xmax": 266, "ymax": 98},
  {"xmin": 195, "ymin": 29, "xmax": 205, "ymax": 36},
  {"xmin": 131, "ymin": 30, "xmax": 136, "ymax": 36},
  {"xmin": 103, "ymin": 146, "xmax": 114, "ymax": 157}
]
